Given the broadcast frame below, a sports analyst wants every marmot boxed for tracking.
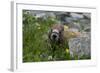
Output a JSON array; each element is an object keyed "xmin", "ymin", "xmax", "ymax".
[{"xmin": 49, "ymin": 24, "xmax": 81, "ymax": 44}]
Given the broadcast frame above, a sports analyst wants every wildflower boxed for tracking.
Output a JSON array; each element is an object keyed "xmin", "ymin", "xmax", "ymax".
[
  {"xmin": 51, "ymin": 18, "xmax": 55, "ymax": 21},
  {"xmin": 66, "ymin": 48, "xmax": 69, "ymax": 53},
  {"xmin": 35, "ymin": 23, "xmax": 40, "ymax": 26},
  {"xmin": 48, "ymin": 56, "xmax": 52, "ymax": 60},
  {"xmin": 64, "ymin": 25, "xmax": 69, "ymax": 31},
  {"xmin": 38, "ymin": 27, "xmax": 41, "ymax": 29}
]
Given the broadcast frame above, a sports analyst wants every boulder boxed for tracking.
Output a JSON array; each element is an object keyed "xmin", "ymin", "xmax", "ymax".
[{"xmin": 68, "ymin": 32, "xmax": 91, "ymax": 59}]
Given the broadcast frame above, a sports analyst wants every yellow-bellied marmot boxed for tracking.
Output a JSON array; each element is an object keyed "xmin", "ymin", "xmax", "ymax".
[{"xmin": 49, "ymin": 24, "xmax": 81, "ymax": 43}]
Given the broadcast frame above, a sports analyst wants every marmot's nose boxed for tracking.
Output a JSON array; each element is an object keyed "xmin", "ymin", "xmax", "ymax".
[{"xmin": 53, "ymin": 35, "xmax": 57, "ymax": 39}]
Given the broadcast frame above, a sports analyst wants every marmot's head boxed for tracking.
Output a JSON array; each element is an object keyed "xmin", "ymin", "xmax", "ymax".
[
  {"xmin": 49, "ymin": 24, "xmax": 81, "ymax": 43},
  {"xmin": 49, "ymin": 24, "xmax": 64, "ymax": 43}
]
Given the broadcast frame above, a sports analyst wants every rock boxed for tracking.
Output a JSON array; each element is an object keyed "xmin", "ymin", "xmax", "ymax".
[
  {"xmin": 64, "ymin": 17, "xmax": 74, "ymax": 24},
  {"xmin": 83, "ymin": 13, "xmax": 91, "ymax": 19},
  {"xmin": 65, "ymin": 22, "xmax": 81, "ymax": 31},
  {"xmin": 23, "ymin": 10, "xmax": 31, "ymax": 14},
  {"xmin": 68, "ymin": 32, "xmax": 91, "ymax": 59},
  {"xmin": 69, "ymin": 28, "xmax": 79, "ymax": 32},
  {"xmin": 46, "ymin": 12, "xmax": 56, "ymax": 18},
  {"xmin": 70, "ymin": 13, "xmax": 84, "ymax": 19},
  {"xmin": 80, "ymin": 19, "xmax": 90, "ymax": 24},
  {"xmin": 35, "ymin": 13, "xmax": 46, "ymax": 19},
  {"xmin": 80, "ymin": 19, "xmax": 91, "ymax": 31},
  {"xmin": 55, "ymin": 12, "xmax": 71, "ymax": 24},
  {"xmin": 84, "ymin": 27, "xmax": 91, "ymax": 32}
]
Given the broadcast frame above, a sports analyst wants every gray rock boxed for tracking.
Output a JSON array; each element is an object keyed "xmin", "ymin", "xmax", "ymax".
[
  {"xmin": 80, "ymin": 19, "xmax": 90, "ymax": 24},
  {"xmin": 68, "ymin": 28, "xmax": 79, "ymax": 32},
  {"xmin": 65, "ymin": 17, "xmax": 73, "ymax": 23},
  {"xmin": 46, "ymin": 12, "xmax": 56, "ymax": 18},
  {"xmin": 68, "ymin": 33, "xmax": 91, "ymax": 59},
  {"xmin": 66, "ymin": 22, "xmax": 81, "ymax": 31},
  {"xmin": 83, "ymin": 13, "xmax": 91, "ymax": 19},
  {"xmin": 70, "ymin": 13, "xmax": 84, "ymax": 19},
  {"xmin": 80, "ymin": 19, "xmax": 91, "ymax": 31}
]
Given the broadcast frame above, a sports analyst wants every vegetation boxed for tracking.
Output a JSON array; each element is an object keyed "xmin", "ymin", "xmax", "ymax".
[{"xmin": 23, "ymin": 10, "xmax": 90, "ymax": 62}]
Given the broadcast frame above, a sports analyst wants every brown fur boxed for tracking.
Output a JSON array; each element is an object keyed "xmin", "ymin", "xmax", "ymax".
[
  {"xmin": 51, "ymin": 24, "xmax": 64, "ymax": 32},
  {"xmin": 49, "ymin": 24, "xmax": 81, "ymax": 44}
]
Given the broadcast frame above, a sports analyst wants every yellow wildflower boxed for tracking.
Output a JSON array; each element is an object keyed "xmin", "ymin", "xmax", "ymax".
[
  {"xmin": 38, "ymin": 27, "xmax": 41, "ymax": 29},
  {"xmin": 35, "ymin": 23, "xmax": 40, "ymax": 26},
  {"xmin": 64, "ymin": 25, "xmax": 69, "ymax": 31},
  {"xmin": 66, "ymin": 48, "xmax": 69, "ymax": 53}
]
